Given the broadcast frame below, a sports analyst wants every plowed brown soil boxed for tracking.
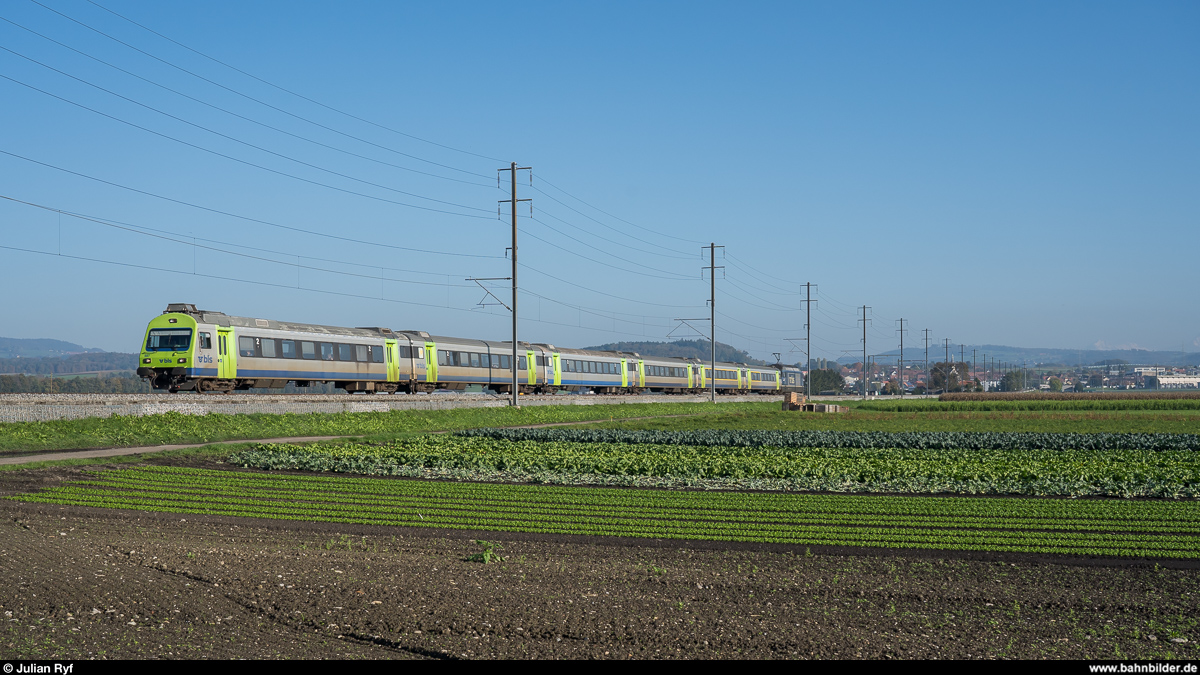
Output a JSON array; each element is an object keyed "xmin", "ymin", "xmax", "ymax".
[{"xmin": 1, "ymin": 461, "xmax": 1199, "ymax": 660}]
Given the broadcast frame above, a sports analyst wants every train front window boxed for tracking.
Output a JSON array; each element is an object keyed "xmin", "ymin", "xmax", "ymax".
[{"xmin": 146, "ymin": 328, "xmax": 192, "ymax": 352}]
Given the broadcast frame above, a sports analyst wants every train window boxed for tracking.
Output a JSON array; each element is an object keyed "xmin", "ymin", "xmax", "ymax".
[
  {"xmin": 452, "ymin": 351, "xmax": 465, "ymax": 367},
  {"xmin": 355, "ymin": 345, "xmax": 368, "ymax": 362},
  {"xmin": 399, "ymin": 345, "xmax": 412, "ymax": 359},
  {"xmin": 438, "ymin": 350, "xmax": 449, "ymax": 366},
  {"xmin": 198, "ymin": 332, "xmax": 212, "ymax": 350},
  {"xmin": 518, "ymin": 356, "xmax": 527, "ymax": 370},
  {"xmin": 416, "ymin": 347, "xmax": 424, "ymax": 359},
  {"xmin": 480, "ymin": 354, "xmax": 491, "ymax": 368},
  {"xmin": 337, "ymin": 344, "xmax": 351, "ymax": 361},
  {"xmin": 145, "ymin": 328, "xmax": 192, "ymax": 352},
  {"xmin": 371, "ymin": 346, "xmax": 384, "ymax": 363},
  {"xmin": 320, "ymin": 343, "xmax": 334, "ymax": 361},
  {"xmin": 281, "ymin": 340, "xmax": 296, "ymax": 359},
  {"xmin": 470, "ymin": 353, "xmax": 480, "ymax": 368},
  {"xmin": 301, "ymin": 342, "xmax": 316, "ymax": 360},
  {"xmin": 629, "ymin": 362, "xmax": 637, "ymax": 372},
  {"xmin": 261, "ymin": 339, "xmax": 277, "ymax": 358},
  {"xmin": 238, "ymin": 336, "xmax": 256, "ymax": 357},
  {"xmin": 499, "ymin": 355, "xmax": 510, "ymax": 370}
]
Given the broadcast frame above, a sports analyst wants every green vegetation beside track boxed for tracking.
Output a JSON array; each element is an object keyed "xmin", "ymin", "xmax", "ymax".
[{"xmin": 0, "ymin": 401, "xmax": 769, "ymax": 455}]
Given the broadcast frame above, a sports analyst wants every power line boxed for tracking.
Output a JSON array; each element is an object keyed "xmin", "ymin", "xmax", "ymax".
[
  {"xmin": 26, "ymin": 0, "xmax": 496, "ymax": 179},
  {"xmin": 2, "ymin": 194, "xmax": 484, "ymax": 288},
  {"xmin": 533, "ymin": 174, "xmax": 705, "ymax": 246},
  {"xmin": 529, "ymin": 184, "xmax": 695, "ymax": 257},
  {"xmin": 0, "ymin": 15, "xmax": 493, "ymax": 187},
  {"xmin": 81, "ymin": 0, "xmax": 508, "ymax": 165},
  {"xmin": 0, "ymin": 71, "xmax": 493, "ymax": 218},
  {"xmin": 0, "ymin": 150, "xmax": 504, "ymax": 258},
  {"xmin": 524, "ymin": 221, "xmax": 696, "ymax": 281}
]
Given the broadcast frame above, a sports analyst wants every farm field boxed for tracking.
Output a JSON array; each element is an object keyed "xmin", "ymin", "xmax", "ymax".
[
  {"xmin": 1, "ymin": 400, "xmax": 1198, "ymax": 659},
  {"xmin": 227, "ymin": 428, "xmax": 1200, "ymax": 498},
  {"xmin": 0, "ymin": 400, "xmax": 769, "ymax": 457}
]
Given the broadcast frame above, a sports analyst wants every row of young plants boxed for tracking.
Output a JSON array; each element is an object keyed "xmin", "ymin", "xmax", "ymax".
[
  {"xmin": 10, "ymin": 466, "xmax": 1199, "ymax": 558},
  {"xmin": 75, "ymin": 466, "xmax": 1200, "ymax": 522},
  {"xmin": 227, "ymin": 435, "xmax": 1200, "ymax": 498},
  {"xmin": 455, "ymin": 427, "xmax": 1200, "ymax": 451},
  {"xmin": 57, "ymin": 474, "xmax": 1200, "ymax": 535}
]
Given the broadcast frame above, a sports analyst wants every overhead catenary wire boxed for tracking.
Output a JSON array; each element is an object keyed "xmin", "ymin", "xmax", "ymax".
[
  {"xmin": 3, "ymin": 195, "xmax": 484, "ymax": 281},
  {"xmin": 0, "ymin": 15, "xmax": 494, "ymax": 187},
  {"xmin": 3, "ymin": 194, "xmax": 701, "ymax": 332},
  {"xmin": 80, "ymin": 0, "xmax": 508, "ymax": 166},
  {"xmin": 26, "ymin": 0, "xmax": 497, "ymax": 179},
  {"xmin": 533, "ymin": 174, "xmax": 706, "ymax": 246},
  {"xmin": 0, "ymin": 150, "xmax": 504, "ymax": 259},
  {"xmin": 0, "ymin": 71, "xmax": 494, "ymax": 218}
]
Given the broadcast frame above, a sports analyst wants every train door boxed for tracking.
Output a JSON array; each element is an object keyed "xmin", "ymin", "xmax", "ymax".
[
  {"xmin": 552, "ymin": 353, "xmax": 561, "ymax": 386},
  {"xmin": 637, "ymin": 360, "xmax": 645, "ymax": 387},
  {"xmin": 385, "ymin": 340, "xmax": 399, "ymax": 383},
  {"xmin": 687, "ymin": 365, "xmax": 694, "ymax": 389},
  {"xmin": 216, "ymin": 327, "xmax": 235, "ymax": 380},
  {"xmin": 425, "ymin": 341, "xmax": 437, "ymax": 383},
  {"xmin": 526, "ymin": 350, "xmax": 537, "ymax": 385},
  {"xmin": 699, "ymin": 366, "xmax": 707, "ymax": 389},
  {"xmin": 620, "ymin": 359, "xmax": 628, "ymax": 388}
]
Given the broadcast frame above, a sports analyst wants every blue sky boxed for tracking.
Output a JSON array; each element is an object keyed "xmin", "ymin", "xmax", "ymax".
[{"xmin": 0, "ymin": 0, "xmax": 1196, "ymax": 360}]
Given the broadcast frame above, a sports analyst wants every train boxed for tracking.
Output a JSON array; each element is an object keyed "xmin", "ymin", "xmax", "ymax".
[{"xmin": 137, "ymin": 303, "xmax": 805, "ymax": 395}]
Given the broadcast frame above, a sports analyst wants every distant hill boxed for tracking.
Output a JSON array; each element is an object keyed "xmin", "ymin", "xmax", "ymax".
[
  {"xmin": 0, "ymin": 337, "xmax": 105, "ymax": 359},
  {"xmin": 582, "ymin": 339, "xmax": 769, "ymax": 366},
  {"xmin": 0, "ymin": 352, "xmax": 139, "ymax": 375}
]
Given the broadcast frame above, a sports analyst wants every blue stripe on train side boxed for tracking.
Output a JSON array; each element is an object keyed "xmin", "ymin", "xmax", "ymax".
[{"xmin": 236, "ymin": 369, "xmax": 387, "ymax": 380}]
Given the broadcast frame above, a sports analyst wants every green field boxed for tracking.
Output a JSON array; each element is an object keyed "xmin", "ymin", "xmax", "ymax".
[
  {"xmin": 7, "ymin": 398, "xmax": 1200, "ymax": 559},
  {"xmin": 11, "ymin": 466, "xmax": 1200, "ymax": 558},
  {"xmin": 228, "ymin": 429, "xmax": 1200, "ymax": 498},
  {"xmin": 0, "ymin": 401, "xmax": 769, "ymax": 455}
]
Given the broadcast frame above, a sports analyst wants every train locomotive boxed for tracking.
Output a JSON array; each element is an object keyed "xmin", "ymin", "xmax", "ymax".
[{"xmin": 138, "ymin": 303, "xmax": 804, "ymax": 395}]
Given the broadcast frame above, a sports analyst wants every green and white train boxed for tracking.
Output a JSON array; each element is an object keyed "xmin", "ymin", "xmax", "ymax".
[{"xmin": 138, "ymin": 303, "xmax": 799, "ymax": 394}]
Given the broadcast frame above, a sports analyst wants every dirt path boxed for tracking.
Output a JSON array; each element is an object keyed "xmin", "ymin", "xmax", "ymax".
[{"xmin": 0, "ymin": 414, "xmax": 700, "ymax": 466}]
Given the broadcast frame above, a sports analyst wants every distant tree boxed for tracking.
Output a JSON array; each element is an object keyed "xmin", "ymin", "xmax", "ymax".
[
  {"xmin": 912, "ymin": 384, "xmax": 927, "ymax": 395},
  {"xmin": 807, "ymin": 369, "xmax": 845, "ymax": 394},
  {"xmin": 972, "ymin": 377, "xmax": 983, "ymax": 392},
  {"xmin": 882, "ymin": 379, "xmax": 901, "ymax": 395},
  {"xmin": 1048, "ymin": 377, "xmax": 1063, "ymax": 392},
  {"xmin": 929, "ymin": 362, "xmax": 969, "ymax": 392},
  {"xmin": 999, "ymin": 370, "xmax": 1027, "ymax": 392}
]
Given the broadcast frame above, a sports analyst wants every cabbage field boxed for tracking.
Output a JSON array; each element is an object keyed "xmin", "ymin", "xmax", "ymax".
[{"xmin": 226, "ymin": 429, "xmax": 1200, "ymax": 498}]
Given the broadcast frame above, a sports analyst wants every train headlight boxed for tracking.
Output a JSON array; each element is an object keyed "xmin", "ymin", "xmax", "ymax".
[
  {"xmin": 142, "ymin": 358, "xmax": 151, "ymax": 364},
  {"xmin": 177, "ymin": 358, "xmax": 187, "ymax": 363}
]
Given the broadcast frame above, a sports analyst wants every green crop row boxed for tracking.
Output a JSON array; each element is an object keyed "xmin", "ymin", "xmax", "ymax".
[
  {"xmin": 9, "ymin": 466, "xmax": 1200, "ymax": 558},
  {"xmin": 455, "ymin": 427, "xmax": 1200, "ymax": 452},
  {"xmin": 80, "ymin": 465, "xmax": 1200, "ymax": 521},
  {"xmin": 227, "ymin": 435, "xmax": 1200, "ymax": 498}
]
